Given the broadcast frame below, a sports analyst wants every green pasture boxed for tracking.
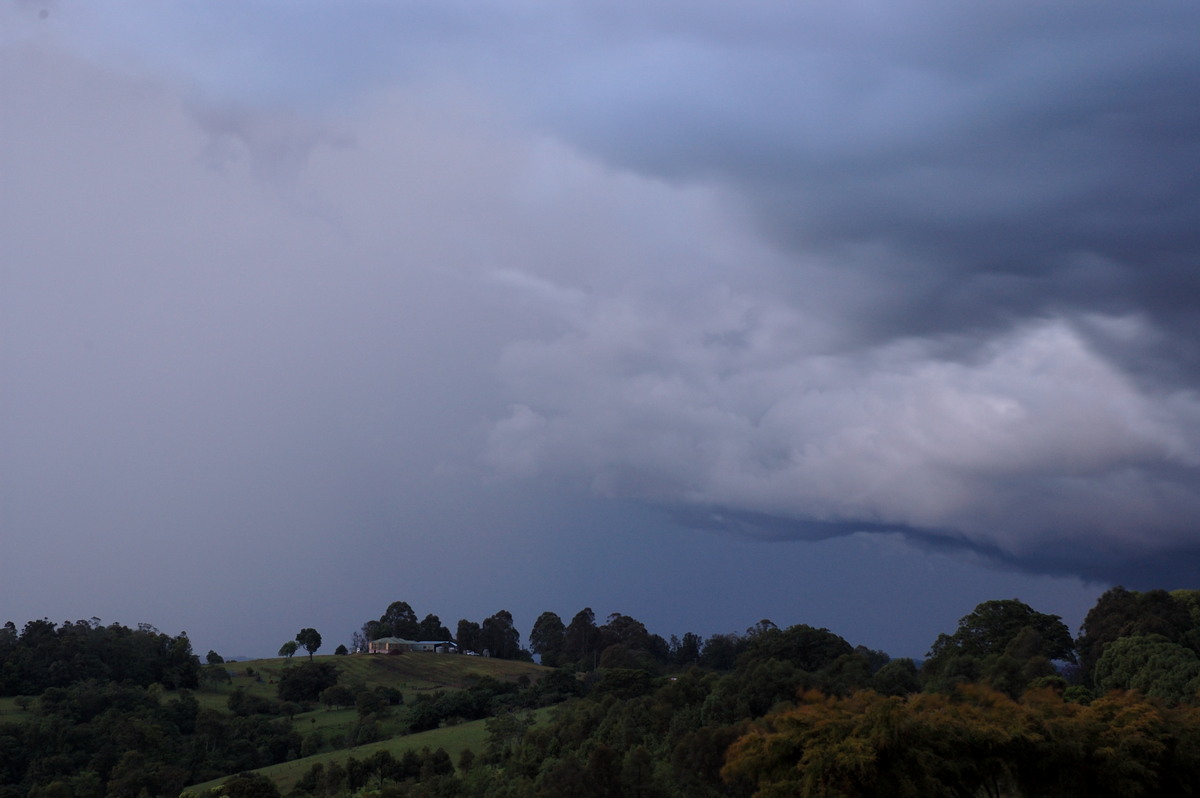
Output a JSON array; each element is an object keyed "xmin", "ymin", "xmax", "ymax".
[
  {"xmin": 186, "ymin": 706, "xmax": 553, "ymax": 795},
  {"xmin": 196, "ymin": 652, "xmax": 546, "ymax": 709},
  {"xmin": 0, "ymin": 695, "xmax": 35, "ymax": 722},
  {"xmin": 205, "ymin": 652, "xmax": 544, "ymax": 694}
]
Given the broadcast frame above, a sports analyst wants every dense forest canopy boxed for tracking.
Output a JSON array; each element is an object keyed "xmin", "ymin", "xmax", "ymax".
[{"xmin": 0, "ymin": 619, "xmax": 199, "ymax": 696}]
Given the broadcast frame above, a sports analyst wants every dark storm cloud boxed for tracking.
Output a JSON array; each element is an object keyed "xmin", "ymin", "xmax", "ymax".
[
  {"xmin": 469, "ymin": 2, "xmax": 1200, "ymax": 581},
  {"xmin": 520, "ymin": 2, "xmax": 1200, "ymax": 345},
  {"xmin": 486, "ymin": 303, "xmax": 1200, "ymax": 571}
]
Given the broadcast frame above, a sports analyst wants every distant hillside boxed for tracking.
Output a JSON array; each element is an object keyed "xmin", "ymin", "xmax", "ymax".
[{"xmin": 239, "ymin": 651, "xmax": 547, "ymax": 692}]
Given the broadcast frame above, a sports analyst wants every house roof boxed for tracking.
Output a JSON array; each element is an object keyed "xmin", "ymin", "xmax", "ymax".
[{"xmin": 370, "ymin": 637, "xmax": 418, "ymax": 645}]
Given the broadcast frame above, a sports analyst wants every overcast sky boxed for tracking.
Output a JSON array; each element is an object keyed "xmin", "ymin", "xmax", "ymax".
[{"xmin": 3, "ymin": 1, "xmax": 1199, "ymax": 659}]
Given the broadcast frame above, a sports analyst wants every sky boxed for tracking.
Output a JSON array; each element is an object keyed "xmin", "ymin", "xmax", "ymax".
[{"xmin": 3, "ymin": 1, "xmax": 1199, "ymax": 660}]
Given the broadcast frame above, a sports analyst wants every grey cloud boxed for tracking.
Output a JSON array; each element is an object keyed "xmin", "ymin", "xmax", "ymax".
[
  {"xmin": 504, "ymin": 3, "xmax": 1200, "ymax": 353},
  {"xmin": 460, "ymin": 2, "xmax": 1200, "ymax": 582},
  {"xmin": 5, "ymin": 3, "xmax": 1198, "ymax": 647}
]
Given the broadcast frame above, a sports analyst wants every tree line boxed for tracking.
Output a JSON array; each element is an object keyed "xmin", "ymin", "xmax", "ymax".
[
  {"xmin": 352, "ymin": 588, "xmax": 1200, "ymax": 705},
  {"xmin": 352, "ymin": 600, "xmax": 743, "ymax": 668},
  {"xmin": 314, "ymin": 587, "xmax": 1200, "ymax": 797},
  {"xmin": 7, "ymin": 586, "xmax": 1200, "ymax": 797},
  {"xmin": 0, "ymin": 618, "xmax": 199, "ymax": 696}
]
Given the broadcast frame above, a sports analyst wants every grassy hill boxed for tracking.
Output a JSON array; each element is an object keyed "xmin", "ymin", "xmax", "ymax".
[
  {"xmin": 208, "ymin": 651, "xmax": 545, "ymax": 699},
  {"xmin": 186, "ymin": 652, "xmax": 549, "ymax": 793},
  {"xmin": 186, "ymin": 706, "xmax": 555, "ymax": 795}
]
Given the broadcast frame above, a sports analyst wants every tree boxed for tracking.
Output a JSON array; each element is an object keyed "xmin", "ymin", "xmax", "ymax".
[
  {"xmin": 418, "ymin": 614, "xmax": 451, "ymax": 641},
  {"xmin": 378, "ymin": 601, "xmax": 420, "ymax": 640},
  {"xmin": 925, "ymin": 599, "xmax": 1075, "ymax": 697},
  {"xmin": 872, "ymin": 657, "xmax": 922, "ymax": 696},
  {"xmin": 206, "ymin": 650, "xmax": 224, "ymax": 665},
  {"xmin": 334, "ymin": 644, "xmax": 349, "ymax": 656},
  {"xmin": 704, "ymin": 657, "xmax": 805, "ymax": 723},
  {"xmin": 599, "ymin": 613, "xmax": 652, "ymax": 653},
  {"xmin": 741, "ymin": 623, "xmax": 854, "ymax": 672},
  {"xmin": 356, "ymin": 690, "xmax": 388, "ymax": 719},
  {"xmin": 531, "ymin": 667, "xmax": 583, "ymax": 705},
  {"xmin": 590, "ymin": 667, "xmax": 656, "ymax": 701},
  {"xmin": 699, "ymin": 632, "xmax": 746, "ymax": 670},
  {"xmin": 163, "ymin": 631, "xmax": 202, "ymax": 689},
  {"xmin": 481, "ymin": 611, "xmax": 520, "ymax": 659},
  {"xmin": 1077, "ymin": 587, "xmax": 1194, "ymax": 686},
  {"xmin": 320, "ymin": 685, "xmax": 355, "ymax": 709},
  {"xmin": 1093, "ymin": 634, "xmax": 1200, "ymax": 704},
  {"xmin": 220, "ymin": 771, "xmax": 281, "ymax": 798},
  {"xmin": 295, "ymin": 628, "xmax": 322, "ymax": 661},
  {"xmin": 456, "ymin": 619, "xmax": 481, "ymax": 654},
  {"xmin": 202, "ymin": 664, "xmax": 232, "ymax": 686},
  {"xmin": 669, "ymin": 632, "xmax": 703, "ymax": 667},
  {"xmin": 723, "ymin": 687, "xmax": 1029, "ymax": 798},
  {"xmin": 484, "ymin": 711, "xmax": 535, "ymax": 761},
  {"xmin": 529, "ymin": 611, "xmax": 566, "ymax": 667},
  {"xmin": 929, "ymin": 599, "xmax": 1075, "ymax": 662},
  {"xmin": 277, "ymin": 661, "xmax": 339, "ymax": 702},
  {"xmin": 563, "ymin": 608, "xmax": 600, "ymax": 669},
  {"xmin": 278, "ymin": 640, "xmax": 299, "ymax": 660},
  {"xmin": 745, "ymin": 619, "xmax": 779, "ymax": 638}
]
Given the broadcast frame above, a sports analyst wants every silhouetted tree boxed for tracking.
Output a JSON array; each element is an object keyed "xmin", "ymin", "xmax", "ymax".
[
  {"xmin": 295, "ymin": 628, "xmax": 322, "ymax": 661},
  {"xmin": 456, "ymin": 619, "xmax": 481, "ymax": 654},
  {"xmin": 481, "ymin": 610, "xmax": 520, "ymax": 659},
  {"xmin": 529, "ymin": 611, "xmax": 566, "ymax": 667},
  {"xmin": 563, "ymin": 608, "xmax": 600, "ymax": 669}
]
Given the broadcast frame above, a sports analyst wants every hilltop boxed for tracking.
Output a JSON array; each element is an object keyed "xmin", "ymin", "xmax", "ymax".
[{"xmin": 217, "ymin": 651, "xmax": 547, "ymax": 696}]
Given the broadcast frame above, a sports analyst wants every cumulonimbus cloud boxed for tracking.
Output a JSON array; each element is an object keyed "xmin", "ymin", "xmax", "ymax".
[{"xmin": 469, "ymin": 0, "xmax": 1200, "ymax": 584}]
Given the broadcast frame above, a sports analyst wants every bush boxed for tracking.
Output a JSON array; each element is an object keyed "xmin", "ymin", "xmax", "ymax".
[
  {"xmin": 319, "ymin": 685, "xmax": 355, "ymax": 709},
  {"xmin": 277, "ymin": 663, "xmax": 338, "ymax": 703},
  {"xmin": 220, "ymin": 772, "xmax": 280, "ymax": 798}
]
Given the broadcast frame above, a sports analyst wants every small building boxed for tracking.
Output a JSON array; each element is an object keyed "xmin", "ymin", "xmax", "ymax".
[
  {"xmin": 368, "ymin": 637, "xmax": 460, "ymax": 654},
  {"xmin": 411, "ymin": 640, "xmax": 459, "ymax": 654},
  {"xmin": 368, "ymin": 637, "xmax": 418, "ymax": 654}
]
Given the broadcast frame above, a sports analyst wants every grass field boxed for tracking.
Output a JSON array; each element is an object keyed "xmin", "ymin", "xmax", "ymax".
[
  {"xmin": 185, "ymin": 706, "xmax": 554, "ymax": 795},
  {"xmin": 210, "ymin": 652, "xmax": 545, "ymax": 697},
  {"xmin": 198, "ymin": 652, "xmax": 546, "ymax": 710},
  {"xmin": 0, "ymin": 695, "xmax": 35, "ymax": 722}
]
